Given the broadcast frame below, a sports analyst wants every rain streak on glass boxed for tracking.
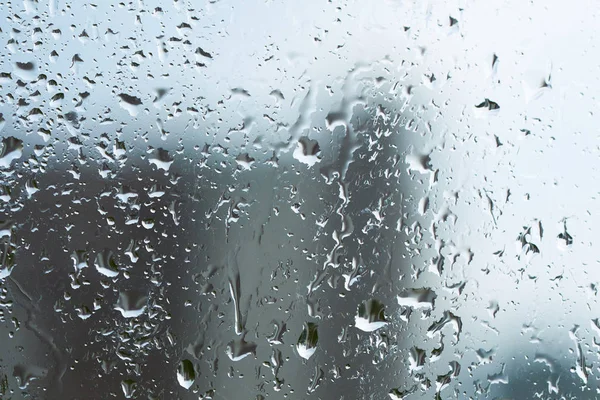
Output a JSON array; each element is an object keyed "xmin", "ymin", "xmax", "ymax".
[{"xmin": 0, "ymin": 0, "xmax": 598, "ymax": 399}]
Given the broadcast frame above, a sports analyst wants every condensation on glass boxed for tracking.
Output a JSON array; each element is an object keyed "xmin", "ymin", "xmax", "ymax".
[{"xmin": 0, "ymin": 0, "xmax": 597, "ymax": 399}]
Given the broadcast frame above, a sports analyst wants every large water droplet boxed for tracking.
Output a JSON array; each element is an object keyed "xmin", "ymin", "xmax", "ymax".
[
  {"xmin": 177, "ymin": 359, "xmax": 196, "ymax": 389},
  {"xmin": 297, "ymin": 322, "xmax": 318, "ymax": 360}
]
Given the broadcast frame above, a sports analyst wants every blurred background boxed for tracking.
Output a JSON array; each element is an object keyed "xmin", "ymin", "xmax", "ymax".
[{"xmin": 1, "ymin": 0, "xmax": 600, "ymax": 398}]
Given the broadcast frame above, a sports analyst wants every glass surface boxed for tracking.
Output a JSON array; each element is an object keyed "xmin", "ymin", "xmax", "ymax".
[{"xmin": 0, "ymin": 0, "xmax": 598, "ymax": 398}]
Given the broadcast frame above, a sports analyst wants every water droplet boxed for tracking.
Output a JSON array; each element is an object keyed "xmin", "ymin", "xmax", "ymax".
[
  {"xmin": 355, "ymin": 299, "xmax": 388, "ymax": 332},
  {"xmin": 114, "ymin": 290, "xmax": 148, "ymax": 318},
  {"xmin": 177, "ymin": 359, "xmax": 196, "ymax": 389},
  {"xmin": 297, "ymin": 322, "xmax": 318, "ymax": 360},
  {"xmin": 94, "ymin": 249, "xmax": 119, "ymax": 277},
  {"xmin": 226, "ymin": 337, "xmax": 257, "ymax": 361},
  {"xmin": 121, "ymin": 379, "xmax": 137, "ymax": 398},
  {"xmin": 397, "ymin": 288, "xmax": 437, "ymax": 309},
  {"xmin": 0, "ymin": 137, "xmax": 23, "ymax": 168}
]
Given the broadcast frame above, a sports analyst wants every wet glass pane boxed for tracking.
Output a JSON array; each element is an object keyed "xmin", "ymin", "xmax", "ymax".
[{"xmin": 0, "ymin": 0, "xmax": 597, "ymax": 398}]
